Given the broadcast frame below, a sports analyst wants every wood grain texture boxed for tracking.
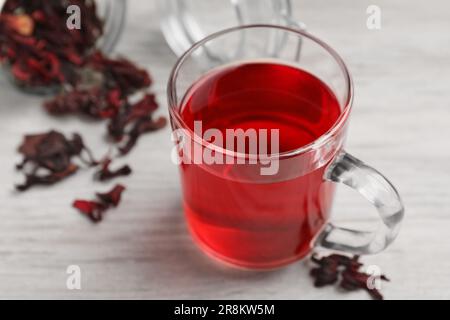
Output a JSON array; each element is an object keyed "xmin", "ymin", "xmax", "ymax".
[{"xmin": 0, "ymin": 0, "xmax": 449, "ymax": 299}]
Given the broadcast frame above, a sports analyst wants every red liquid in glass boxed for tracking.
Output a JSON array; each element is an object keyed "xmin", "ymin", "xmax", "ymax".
[{"xmin": 179, "ymin": 62, "xmax": 342, "ymax": 268}]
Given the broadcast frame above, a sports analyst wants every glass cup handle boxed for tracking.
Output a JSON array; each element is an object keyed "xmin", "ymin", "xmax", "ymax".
[{"xmin": 315, "ymin": 151, "xmax": 405, "ymax": 254}]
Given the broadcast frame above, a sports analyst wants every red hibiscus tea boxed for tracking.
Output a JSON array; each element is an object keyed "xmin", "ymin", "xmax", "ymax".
[{"xmin": 178, "ymin": 62, "xmax": 342, "ymax": 268}]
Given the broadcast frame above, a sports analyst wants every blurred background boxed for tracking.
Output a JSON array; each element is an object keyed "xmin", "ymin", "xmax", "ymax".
[{"xmin": 0, "ymin": 0, "xmax": 449, "ymax": 299}]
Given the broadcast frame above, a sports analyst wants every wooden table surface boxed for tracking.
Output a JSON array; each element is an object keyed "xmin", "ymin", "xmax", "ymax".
[{"xmin": 0, "ymin": 0, "xmax": 449, "ymax": 299}]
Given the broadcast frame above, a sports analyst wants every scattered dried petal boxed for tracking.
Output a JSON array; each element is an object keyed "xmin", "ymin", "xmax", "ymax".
[
  {"xmin": 310, "ymin": 253, "xmax": 389, "ymax": 300},
  {"xmin": 15, "ymin": 131, "xmax": 96, "ymax": 191},
  {"xmin": 89, "ymin": 51, "xmax": 152, "ymax": 94},
  {"xmin": 16, "ymin": 163, "xmax": 78, "ymax": 191},
  {"xmin": 73, "ymin": 200, "xmax": 107, "ymax": 223},
  {"xmin": 119, "ymin": 116, "xmax": 167, "ymax": 155},
  {"xmin": 96, "ymin": 184, "xmax": 126, "ymax": 207},
  {"xmin": 73, "ymin": 184, "xmax": 126, "ymax": 223},
  {"xmin": 95, "ymin": 158, "xmax": 132, "ymax": 181},
  {"xmin": 107, "ymin": 94, "xmax": 160, "ymax": 141}
]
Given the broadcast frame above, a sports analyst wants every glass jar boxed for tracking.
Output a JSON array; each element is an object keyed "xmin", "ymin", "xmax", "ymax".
[
  {"xmin": 157, "ymin": 0, "xmax": 305, "ymax": 58},
  {"xmin": 0, "ymin": 0, "xmax": 127, "ymax": 94},
  {"xmin": 94, "ymin": 0, "xmax": 127, "ymax": 53}
]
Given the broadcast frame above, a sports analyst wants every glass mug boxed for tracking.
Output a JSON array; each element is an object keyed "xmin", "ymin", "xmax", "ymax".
[{"xmin": 167, "ymin": 25, "xmax": 404, "ymax": 269}]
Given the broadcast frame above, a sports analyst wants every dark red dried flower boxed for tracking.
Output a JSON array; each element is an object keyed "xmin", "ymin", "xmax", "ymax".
[
  {"xmin": 17, "ymin": 163, "xmax": 79, "ymax": 192},
  {"xmin": 95, "ymin": 158, "xmax": 132, "ymax": 182},
  {"xmin": 73, "ymin": 184, "xmax": 126, "ymax": 223},
  {"xmin": 43, "ymin": 56, "xmax": 166, "ymax": 155},
  {"xmin": 16, "ymin": 130, "xmax": 96, "ymax": 191},
  {"xmin": 96, "ymin": 184, "xmax": 126, "ymax": 207},
  {"xmin": 107, "ymin": 94, "xmax": 159, "ymax": 140},
  {"xmin": 73, "ymin": 200, "xmax": 107, "ymax": 223},
  {"xmin": 119, "ymin": 116, "xmax": 167, "ymax": 155},
  {"xmin": 89, "ymin": 51, "xmax": 152, "ymax": 94},
  {"xmin": 44, "ymin": 87, "xmax": 121, "ymax": 119},
  {"xmin": 310, "ymin": 253, "xmax": 389, "ymax": 300}
]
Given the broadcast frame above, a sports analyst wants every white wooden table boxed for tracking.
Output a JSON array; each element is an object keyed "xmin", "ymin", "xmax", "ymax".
[{"xmin": 0, "ymin": 0, "xmax": 449, "ymax": 299}]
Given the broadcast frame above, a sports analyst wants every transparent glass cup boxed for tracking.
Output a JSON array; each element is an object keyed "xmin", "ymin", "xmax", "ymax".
[{"xmin": 168, "ymin": 25, "xmax": 404, "ymax": 269}]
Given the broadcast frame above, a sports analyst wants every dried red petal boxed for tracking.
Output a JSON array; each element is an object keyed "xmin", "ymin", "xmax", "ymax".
[
  {"xmin": 73, "ymin": 200, "xmax": 107, "ymax": 223},
  {"xmin": 89, "ymin": 51, "xmax": 152, "ymax": 93},
  {"xmin": 69, "ymin": 133, "xmax": 98, "ymax": 166},
  {"xmin": 108, "ymin": 94, "xmax": 161, "ymax": 142},
  {"xmin": 17, "ymin": 130, "xmax": 96, "ymax": 171},
  {"xmin": 11, "ymin": 63, "xmax": 31, "ymax": 82},
  {"xmin": 107, "ymin": 88, "xmax": 122, "ymax": 110},
  {"xmin": 309, "ymin": 253, "xmax": 389, "ymax": 300},
  {"xmin": 95, "ymin": 158, "xmax": 132, "ymax": 181},
  {"xmin": 16, "ymin": 131, "xmax": 97, "ymax": 191},
  {"xmin": 119, "ymin": 116, "xmax": 167, "ymax": 155},
  {"xmin": 44, "ymin": 88, "xmax": 115, "ymax": 119},
  {"xmin": 16, "ymin": 163, "xmax": 79, "ymax": 191},
  {"xmin": 96, "ymin": 184, "xmax": 126, "ymax": 207},
  {"xmin": 31, "ymin": 11, "xmax": 46, "ymax": 23},
  {"xmin": 63, "ymin": 49, "xmax": 83, "ymax": 66},
  {"xmin": 310, "ymin": 267, "xmax": 339, "ymax": 287},
  {"xmin": 125, "ymin": 94, "xmax": 159, "ymax": 121}
]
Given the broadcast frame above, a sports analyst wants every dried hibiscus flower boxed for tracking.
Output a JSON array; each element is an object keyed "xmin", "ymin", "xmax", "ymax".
[
  {"xmin": 88, "ymin": 51, "xmax": 152, "ymax": 95},
  {"xmin": 309, "ymin": 253, "xmax": 389, "ymax": 300},
  {"xmin": 119, "ymin": 116, "xmax": 167, "ymax": 155},
  {"xmin": 107, "ymin": 93, "xmax": 167, "ymax": 155},
  {"xmin": 16, "ymin": 130, "xmax": 97, "ymax": 191},
  {"xmin": 17, "ymin": 163, "xmax": 79, "ymax": 192},
  {"xmin": 44, "ymin": 56, "xmax": 167, "ymax": 155},
  {"xmin": 107, "ymin": 94, "xmax": 159, "ymax": 140},
  {"xmin": 73, "ymin": 184, "xmax": 126, "ymax": 223},
  {"xmin": 44, "ymin": 51, "xmax": 154, "ymax": 119},
  {"xmin": 95, "ymin": 157, "xmax": 132, "ymax": 182},
  {"xmin": 44, "ymin": 87, "xmax": 121, "ymax": 120},
  {"xmin": 73, "ymin": 200, "xmax": 107, "ymax": 223},
  {"xmin": 96, "ymin": 184, "xmax": 126, "ymax": 207}
]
